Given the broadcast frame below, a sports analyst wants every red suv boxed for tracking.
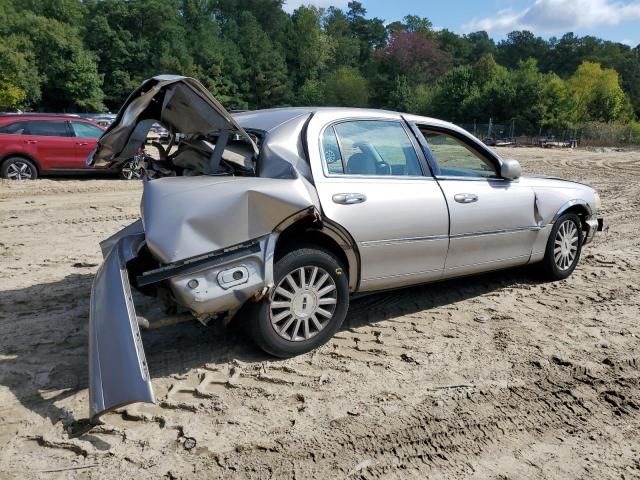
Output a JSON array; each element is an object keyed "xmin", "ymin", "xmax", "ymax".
[{"xmin": 0, "ymin": 114, "xmax": 110, "ymax": 179}]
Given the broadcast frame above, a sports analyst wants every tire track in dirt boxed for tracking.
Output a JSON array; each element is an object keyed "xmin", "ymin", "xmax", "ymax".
[
  {"xmin": 210, "ymin": 368, "xmax": 639, "ymax": 478},
  {"xmin": 2, "ymin": 148, "xmax": 640, "ymax": 478}
]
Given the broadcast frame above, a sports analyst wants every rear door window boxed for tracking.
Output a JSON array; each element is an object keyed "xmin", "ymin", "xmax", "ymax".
[
  {"xmin": 321, "ymin": 120, "xmax": 423, "ymax": 176},
  {"xmin": 25, "ymin": 120, "xmax": 70, "ymax": 137},
  {"xmin": 0, "ymin": 121, "xmax": 28, "ymax": 135}
]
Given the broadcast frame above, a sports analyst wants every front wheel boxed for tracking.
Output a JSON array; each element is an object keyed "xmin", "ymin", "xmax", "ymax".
[
  {"xmin": 540, "ymin": 213, "xmax": 583, "ymax": 280},
  {"xmin": 248, "ymin": 247, "xmax": 349, "ymax": 357}
]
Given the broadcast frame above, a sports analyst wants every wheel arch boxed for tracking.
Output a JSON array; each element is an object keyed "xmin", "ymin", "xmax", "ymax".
[
  {"xmin": 1, "ymin": 152, "xmax": 42, "ymax": 174},
  {"xmin": 273, "ymin": 208, "xmax": 361, "ymax": 292},
  {"xmin": 552, "ymin": 199, "xmax": 592, "ymax": 231}
]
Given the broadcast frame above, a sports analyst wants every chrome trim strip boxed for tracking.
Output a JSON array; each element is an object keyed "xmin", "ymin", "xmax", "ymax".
[
  {"xmin": 322, "ymin": 174, "xmax": 437, "ymax": 181},
  {"xmin": 360, "ymin": 226, "xmax": 541, "ymax": 247},
  {"xmin": 450, "ymin": 226, "xmax": 542, "ymax": 239},
  {"xmin": 444, "ymin": 254, "xmax": 530, "ymax": 272},
  {"xmin": 360, "ymin": 235, "xmax": 448, "ymax": 247},
  {"xmin": 551, "ymin": 199, "xmax": 593, "ymax": 223},
  {"xmin": 436, "ymin": 175, "xmax": 511, "ymax": 182},
  {"xmin": 362, "ymin": 266, "xmax": 443, "ymax": 282},
  {"xmin": 137, "ymin": 239, "xmax": 262, "ymax": 287}
]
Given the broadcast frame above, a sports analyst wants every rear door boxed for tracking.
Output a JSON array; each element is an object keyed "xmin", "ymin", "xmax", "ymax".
[
  {"xmin": 24, "ymin": 120, "xmax": 76, "ymax": 169},
  {"xmin": 415, "ymin": 125, "xmax": 539, "ymax": 276},
  {"xmin": 306, "ymin": 112, "xmax": 450, "ymax": 292},
  {"xmin": 70, "ymin": 121, "xmax": 103, "ymax": 167}
]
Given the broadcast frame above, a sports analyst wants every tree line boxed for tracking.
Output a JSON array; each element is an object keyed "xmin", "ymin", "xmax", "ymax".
[{"xmin": 1, "ymin": 0, "xmax": 639, "ymax": 134}]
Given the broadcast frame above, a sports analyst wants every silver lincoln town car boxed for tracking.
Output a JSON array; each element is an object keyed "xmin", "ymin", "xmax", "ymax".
[{"xmin": 88, "ymin": 75, "xmax": 604, "ymax": 420}]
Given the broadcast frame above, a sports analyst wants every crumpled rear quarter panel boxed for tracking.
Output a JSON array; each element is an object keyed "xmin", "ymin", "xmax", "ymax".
[{"xmin": 141, "ymin": 175, "xmax": 319, "ymax": 263}]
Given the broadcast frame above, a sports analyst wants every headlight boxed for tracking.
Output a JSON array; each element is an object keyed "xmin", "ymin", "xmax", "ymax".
[{"xmin": 594, "ymin": 192, "xmax": 601, "ymax": 212}]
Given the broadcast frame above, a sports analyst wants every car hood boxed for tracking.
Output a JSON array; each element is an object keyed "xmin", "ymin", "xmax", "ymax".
[
  {"xmin": 89, "ymin": 75, "xmax": 258, "ymax": 167},
  {"xmin": 521, "ymin": 175, "xmax": 595, "ymax": 191},
  {"xmin": 520, "ymin": 175, "xmax": 598, "ymax": 222}
]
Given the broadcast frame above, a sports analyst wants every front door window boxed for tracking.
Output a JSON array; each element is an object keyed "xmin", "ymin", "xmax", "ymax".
[{"xmin": 421, "ymin": 130, "xmax": 497, "ymax": 178}]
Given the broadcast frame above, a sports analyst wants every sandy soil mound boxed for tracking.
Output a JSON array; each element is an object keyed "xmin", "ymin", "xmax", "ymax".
[{"xmin": 1, "ymin": 148, "xmax": 639, "ymax": 479}]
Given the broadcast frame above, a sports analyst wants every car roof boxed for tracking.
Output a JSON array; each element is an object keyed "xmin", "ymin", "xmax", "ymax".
[
  {"xmin": 0, "ymin": 113, "xmax": 91, "ymax": 122},
  {"xmin": 232, "ymin": 107, "xmax": 458, "ymax": 133}
]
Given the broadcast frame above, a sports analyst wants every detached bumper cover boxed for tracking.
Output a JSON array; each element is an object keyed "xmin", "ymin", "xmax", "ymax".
[
  {"xmin": 584, "ymin": 215, "xmax": 605, "ymax": 245},
  {"xmin": 89, "ymin": 231, "xmax": 154, "ymax": 422}
]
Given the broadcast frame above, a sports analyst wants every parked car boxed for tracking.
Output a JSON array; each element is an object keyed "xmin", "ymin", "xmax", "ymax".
[
  {"xmin": 146, "ymin": 123, "xmax": 170, "ymax": 143},
  {"xmin": 91, "ymin": 114, "xmax": 117, "ymax": 128},
  {"xmin": 0, "ymin": 114, "xmax": 107, "ymax": 179},
  {"xmin": 87, "ymin": 75, "xmax": 604, "ymax": 421}
]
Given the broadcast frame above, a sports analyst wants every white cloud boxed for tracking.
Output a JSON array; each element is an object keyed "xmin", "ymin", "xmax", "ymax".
[
  {"xmin": 462, "ymin": 0, "xmax": 640, "ymax": 34},
  {"xmin": 282, "ymin": 0, "xmax": 350, "ymax": 13}
]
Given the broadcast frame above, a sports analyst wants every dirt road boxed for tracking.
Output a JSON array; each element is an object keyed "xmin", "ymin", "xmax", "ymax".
[{"xmin": 1, "ymin": 147, "xmax": 639, "ymax": 479}]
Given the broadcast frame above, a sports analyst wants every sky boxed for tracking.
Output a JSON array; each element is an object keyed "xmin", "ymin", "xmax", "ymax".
[{"xmin": 282, "ymin": 0, "xmax": 640, "ymax": 47}]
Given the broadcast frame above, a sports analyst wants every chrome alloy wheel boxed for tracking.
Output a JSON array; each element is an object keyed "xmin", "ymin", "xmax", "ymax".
[
  {"xmin": 121, "ymin": 158, "xmax": 144, "ymax": 180},
  {"xmin": 554, "ymin": 219, "xmax": 579, "ymax": 270},
  {"xmin": 6, "ymin": 161, "xmax": 34, "ymax": 180},
  {"xmin": 269, "ymin": 266, "xmax": 338, "ymax": 341}
]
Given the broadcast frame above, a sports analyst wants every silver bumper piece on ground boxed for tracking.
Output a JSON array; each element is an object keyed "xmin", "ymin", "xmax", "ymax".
[
  {"xmin": 89, "ymin": 230, "xmax": 153, "ymax": 422},
  {"xmin": 89, "ymin": 221, "xmax": 276, "ymax": 421},
  {"xmin": 584, "ymin": 216, "xmax": 605, "ymax": 245}
]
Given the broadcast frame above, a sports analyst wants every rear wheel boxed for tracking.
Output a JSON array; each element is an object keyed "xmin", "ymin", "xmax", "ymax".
[
  {"xmin": 1, "ymin": 157, "xmax": 38, "ymax": 180},
  {"xmin": 120, "ymin": 158, "xmax": 144, "ymax": 180},
  {"xmin": 248, "ymin": 247, "xmax": 349, "ymax": 357},
  {"xmin": 540, "ymin": 213, "xmax": 583, "ymax": 280}
]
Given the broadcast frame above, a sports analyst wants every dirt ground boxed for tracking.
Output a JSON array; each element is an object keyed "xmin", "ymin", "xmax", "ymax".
[{"xmin": 0, "ymin": 146, "xmax": 639, "ymax": 479}]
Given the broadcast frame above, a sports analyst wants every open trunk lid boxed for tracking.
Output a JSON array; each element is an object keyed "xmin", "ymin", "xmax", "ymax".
[{"xmin": 89, "ymin": 75, "xmax": 258, "ymax": 168}]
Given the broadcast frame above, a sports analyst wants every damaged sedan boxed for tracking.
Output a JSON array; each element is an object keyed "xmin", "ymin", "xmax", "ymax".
[{"xmin": 88, "ymin": 75, "xmax": 604, "ymax": 421}]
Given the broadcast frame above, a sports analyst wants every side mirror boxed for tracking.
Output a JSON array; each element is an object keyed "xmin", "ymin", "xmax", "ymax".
[{"xmin": 500, "ymin": 158, "xmax": 521, "ymax": 180}]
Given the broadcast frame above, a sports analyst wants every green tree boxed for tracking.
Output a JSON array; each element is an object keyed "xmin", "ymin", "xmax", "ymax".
[
  {"xmin": 236, "ymin": 12, "xmax": 289, "ymax": 108},
  {"xmin": 288, "ymin": 6, "xmax": 332, "ymax": 90},
  {"xmin": 11, "ymin": 12, "xmax": 103, "ymax": 111},
  {"xmin": 427, "ymin": 66, "xmax": 479, "ymax": 121},
  {"xmin": 323, "ymin": 7, "xmax": 360, "ymax": 68},
  {"xmin": 0, "ymin": 35, "xmax": 41, "ymax": 110},
  {"xmin": 496, "ymin": 30, "xmax": 549, "ymax": 69},
  {"xmin": 387, "ymin": 75, "xmax": 416, "ymax": 112},
  {"xmin": 541, "ymin": 73, "xmax": 574, "ymax": 128},
  {"xmin": 324, "ymin": 66, "xmax": 369, "ymax": 107},
  {"xmin": 297, "ymin": 79, "xmax": 325, "ymax": 105},
  {"xmin": 568, "ymin": 61, "xmax": 632, "ymax": 123}
]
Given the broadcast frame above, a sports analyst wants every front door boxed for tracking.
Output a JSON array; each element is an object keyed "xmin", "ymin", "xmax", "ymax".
[
  {"xmin": 70, "ymin": 121, "xmax": 103, "ymax": 168},
  {"xmin": 416, "ymin": 126, "xmax": 539, "ymax": 276},
  {"xmin": 306, "ymin": 113, "xmax": 450, "ymax": 292}
]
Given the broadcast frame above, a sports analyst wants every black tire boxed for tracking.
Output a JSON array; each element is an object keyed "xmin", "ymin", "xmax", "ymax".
[
  {"xmin": 1, "ymin": 157, "xmax": 38, "ymax": 180},
  {"xmin": 539, "ymin": 213, "xmax": 583, "ymax": 280},
  {"xmin": 248, "ymin": 247, "xmax": 349, "ymax": 357}
]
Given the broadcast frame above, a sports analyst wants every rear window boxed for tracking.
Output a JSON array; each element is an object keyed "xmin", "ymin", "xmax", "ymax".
[
  {"xmin": 0, "ymin": 121, "xmax": 28, "ymax": 135},
  {"xmin": 25, "ymin": 120, "xmax": 70, "ymax": 137}
]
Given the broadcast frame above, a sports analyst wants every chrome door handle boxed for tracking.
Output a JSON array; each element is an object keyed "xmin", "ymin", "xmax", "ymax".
[
  {"xmin": 454, "ymin": 193, "xmax": 478, "ymax": 203},
  {"xmin": 76, "ymin": 142, "xmax": 89, "ymax": 146},
  {"xmin": 332, "ymin": 193, "xmax": 367, "ymax": 205},
  {"xmin": 25, "ymin": 140, "xmax": 38, "ymax": 144}
]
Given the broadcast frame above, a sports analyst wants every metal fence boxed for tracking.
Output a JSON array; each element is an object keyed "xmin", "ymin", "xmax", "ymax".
[{"xmin": 457, "ymin": 120, "xmax": 640, "ymax": 148}]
